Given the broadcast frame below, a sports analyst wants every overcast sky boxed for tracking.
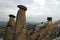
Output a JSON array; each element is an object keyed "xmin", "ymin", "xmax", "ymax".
[{"xmin": 0, "ymin": 0, "xmax": 60, "ymax": 23}]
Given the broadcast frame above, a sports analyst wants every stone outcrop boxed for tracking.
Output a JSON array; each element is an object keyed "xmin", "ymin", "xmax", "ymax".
[
  {"xmin": 29, "ymin": 17, "xmax": 57, "ymax": 40},
  {"xmin": 15, "ymin": 5, "xmax": 28, "ymax": 40},
  {"xmin": 38, "ymin": 17, "xmax": 57, "ymax": 40},
  {"xmin": 7, "ymin": 14, "xmax": 15, "ymax": 40}
]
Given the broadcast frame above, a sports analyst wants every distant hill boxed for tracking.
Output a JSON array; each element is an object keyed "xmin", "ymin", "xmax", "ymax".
[
  {"xmin": 0, "ymin": 21, "xmax": 7, "ymax": 27},
  {"xmin": 0, "ymin": 21, "xmax": 36, "ymax": 27},
  {"xmin": 0, "ymin": 21, "xmax": 46, "ymax": 28}
]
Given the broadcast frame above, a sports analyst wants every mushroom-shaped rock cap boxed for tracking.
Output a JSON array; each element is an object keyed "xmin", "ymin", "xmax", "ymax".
[
  {"xmin": 47, "ymin": 17, "xmax": 52, "ymax": 21},
  {"xmin": 17, "ymin": 5, "xmax": 27, "ymax": 11},
  {"xmin": 9, "ymin": 14, "xmax": 15, "ymax": 18}
]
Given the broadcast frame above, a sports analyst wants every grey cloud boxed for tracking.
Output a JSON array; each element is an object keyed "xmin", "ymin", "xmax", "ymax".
[
  {"xmin": 0, "ymin": 0, "xmax": 34, "ymax": 21},
  {"xmin": 0, "ymin": 0, "xmax": 18, "ymax": 21},
  {"xmin": 14, "ymin": 0, "xmax": 34, "ymax": 5},
  {"xmin": 31, "ymin": 0, "xmax": 60, "ymax": 22},
  {"xmin": 0, "ymin": 0, "xmax": 60, "ymax": 22}
]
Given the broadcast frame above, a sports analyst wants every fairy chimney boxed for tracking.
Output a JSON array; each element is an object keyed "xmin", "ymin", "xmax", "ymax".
[
  {"xmin": 37, "ymin": 17, "xmax": 56, "ymax": 40},
  {"xmin": 15, "ymin": 5, "xmax": 27, "ymax": 40},
  {"xmin": 40, "ymin": 17, "xmax": 56, "ymax": 40},
  {"xmin": 7, "ymin": 14, "xmax": 15, "ymax": 29},
  {"xmin": 47, "ymin": 17, "xmax": 52, "ymax": 24},
  {"xmin": 7, "ymin": 14, "xmax": 15, "ymax": 40}
]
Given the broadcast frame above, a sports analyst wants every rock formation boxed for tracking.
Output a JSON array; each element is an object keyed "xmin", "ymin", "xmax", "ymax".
[
  {"xmin": 38, "ymin": 17, "xmax": 57, "ymax": 40},
  {"xmin": 15, "ymin": 5, "xmax": 28, "ymax": 40},
  {"xmin": 7, "ymin": 14, "xmax": 15, "ymax": 40}
]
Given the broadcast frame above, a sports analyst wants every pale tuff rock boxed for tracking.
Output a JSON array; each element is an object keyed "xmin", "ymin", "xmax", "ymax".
[
  {"xmin": 15, "ymin": 5, "xmax": 28, "ymax": 40},
  {"xmin": 7, "ymin": 14, "xmax": 15, "ymax": 40}
]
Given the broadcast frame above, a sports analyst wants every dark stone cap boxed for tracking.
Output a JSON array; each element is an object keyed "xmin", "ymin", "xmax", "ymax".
[
  {"xmin": 17, "ymin": 5, "xmax": 27, "ymax": 11},
  {"xmin": 47, "ymin": 17, "xmax": 52, "ymax": 21},
  {"xmin": 9, "ymin": 14, "xmax": 15, "ymax": 18}
]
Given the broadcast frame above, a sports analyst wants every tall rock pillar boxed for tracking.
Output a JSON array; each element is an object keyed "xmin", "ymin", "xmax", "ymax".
[
  {"xmin": 7, "ymin": 14, "xmax": 15, "ymax": 40},
  {"xmin": 38, "ymin": 17, "xmax": 56, "ymax": 40},
  {"xmin": 43, "ymin": 17, "xmax": 56, "ymax": 40},
  {"xmin": 15, "ymin": 5, "xmax": 27, "ymax": 40},
  {"xmin": 7, "ymin": 14, "xmax": 15, "ymax": 29},
  {"xmin": 47, "ymin": 17, "xmax": 54, "ymax": 32}
]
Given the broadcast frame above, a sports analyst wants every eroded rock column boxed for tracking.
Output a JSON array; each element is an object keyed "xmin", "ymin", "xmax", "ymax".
[
  {"xmin": 7, "ymin": 14, "xmax": 15, "ymax": 40},
  {"xmin": 15, "ymin": 5, "xmax": 27, "ymax": 40},
  {"xmin": 46, "ymin": 17, "xmax": 55, "ymax": 32},
  {"xmin": 7, "ymin": 14, "xmax": 15, "ymax": 29},
  {"xmin": 42, "ymin": 17, "xmax": 56, "ymax": 40},
  {"xmin": 38, "ymin": 17, "xmax": 56, "ymax": 40}
]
